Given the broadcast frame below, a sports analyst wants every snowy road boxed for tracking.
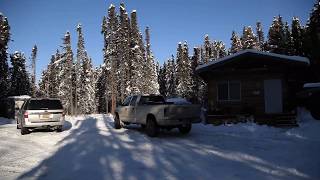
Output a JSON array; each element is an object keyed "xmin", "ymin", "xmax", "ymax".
[{"xmin": 0, "ymin": 112, "xmax": 320, "ymax": 180}]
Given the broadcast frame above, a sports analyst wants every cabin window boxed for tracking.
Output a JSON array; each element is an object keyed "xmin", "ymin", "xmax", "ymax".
[{"xmin": 217, "ymin": 81, "xmax": 241, "ymax": 101}]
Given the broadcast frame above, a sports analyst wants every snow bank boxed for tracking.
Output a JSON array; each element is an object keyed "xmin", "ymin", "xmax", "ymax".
[{"xmin": 0, "ymin": 117, "xmax": 15, "ymax": 125}]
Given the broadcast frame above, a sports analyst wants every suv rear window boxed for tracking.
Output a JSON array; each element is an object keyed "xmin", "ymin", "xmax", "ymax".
[{"xmin": 28, "ymin": 99, "xmax": 63, "ymax": 110}]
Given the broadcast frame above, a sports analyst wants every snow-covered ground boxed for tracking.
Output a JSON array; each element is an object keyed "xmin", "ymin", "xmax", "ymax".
[{"xmin": 0, "ymin": 109, "xmax": 319, "ymax": 180}]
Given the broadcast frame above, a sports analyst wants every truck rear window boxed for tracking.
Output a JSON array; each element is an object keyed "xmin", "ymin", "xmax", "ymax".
[
  {"xmin": 28, "ymin": 99, "xmax": 63, "ymax": 110},
  {"xmin": 139, "ymin": 96, "xmax": 165, "ymax": 105}
]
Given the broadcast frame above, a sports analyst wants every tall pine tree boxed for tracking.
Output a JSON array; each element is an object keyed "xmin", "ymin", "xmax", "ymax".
[
  {"xmin": 230, "ymin": 31, "xmax": 242, "ymax": 54},
  {"xmin": 9, "ymin": 51, "xmax": 31, "ymax": 96},
  {"xmin": 0, "ymin": 13, "xmax": 10, "ymax": 99},
  {"xmin": 241, "ymin": 26, "xmax": 258, "ymax": 49},
  {"xmin": 76, "ymin": 24, "xmax": 96, "ymax": 114},
  {"xmin": 268, "ymin": 15, "xmax": 286, "ymax": 54},
  {"xmin": 58, "ymin": 31, "xmax": 74, "ymax": 115}
]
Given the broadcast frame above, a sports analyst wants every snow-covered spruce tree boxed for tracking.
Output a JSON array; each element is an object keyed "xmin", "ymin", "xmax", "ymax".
[
  {"xmin": 58, "ymin": 31, "xmax": 74, "ymax": 115},
  {"xmin": 38, "ymin": 54, "xmax": 54, "ymax": 97},
  {"xmin": 144, "ymin": 26, "xmax": 159, "ymax": 95},
  {"xmin": 50, "ymin": 49, "xmax": 62, "ymax": 98},
  {"xmin": 203, "ymin": 34, "xmax": 211, "ymax": 64},
  {"xmin": 214, "ymin": 40, "xmax": 227, "ymax": 59},
  {"xmin": 241, "ymin": 26, "xmax": 258, "ymax": 49},
  {"xmin": 9, "ymin": 51, "xmax": 31, "ymax": 96},
  {"xmin": 166, "ymin": 55, "xmax": 177, "ymax": 97},
  {"xmin": 291, "ymin": 17, "xmax": 304, "ymax": 56},
  {"xmin": 38, "ymin": 68, "xmax": 49, "ymax": 97},
  {"xmin": 79, "ymin": 55, "xmax": 96, "ymax": 114},
  {"xmin": 30, "ymin": 45, "xmax": 37, "ymax": 97},
  {"xmin": 305, "ymin": 0, "xmax": 320, "ymax": 79},
  {"xmin": 76, "ymin": 24, "xmax": 96, "ymax": 114},
  {"xmin": 130, "ymin": 10, "xmax": 145, "ymax": 94},
  {"xmin": 176, "ymin": 42, "xmax": 192, "ymax": 99},
  {"xmin": 102, "ymin": 4, "xmax": 120, "ymax": 114},
  {"xmin": 190, "ymin": 47, "xmax": 204, "ymax": 103},
  {"xmin": 97, "ymin": 16, "xmax": 109, "ymax": 113},
  {"xmin": 47, "ymin": 54, "xmax": 57, "ymax": 97},
  {"xmin": 230, "ymin": 31, "xmax": 242, "ymax": 54},
  {"xmin": 256, "ymin": 22, "xmax": 265, "ymax": 51},
  {"xmin": 158, "ymin": 62, "xmax": 167, "ymax": 97},
  {"xmin": 0, "ymin": 13, "xmax": 10, "ymax": 99},
  {"xmin": 118, "ymin": 3, "xmax": 132, "ymax": 101},
  {"xmin": 95, "ymin": 64, "xmax": 110, "ymax": 113},
  {"xmin": 284, "ymin": 22, "xmax": 294, "ymax": 55},
  {"xmin": 267, "ymin": 15, "xmax": 286, "ymax": 54}
]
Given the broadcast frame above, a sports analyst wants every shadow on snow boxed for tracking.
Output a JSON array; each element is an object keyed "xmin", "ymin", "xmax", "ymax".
[{"xmin": 18, "ymin": 115, "xmax": 316, "ymax": 180}]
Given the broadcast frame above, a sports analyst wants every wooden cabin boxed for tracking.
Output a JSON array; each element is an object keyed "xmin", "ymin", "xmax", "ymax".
[{"xmin": 196, "ymin": 49, "xmax": 310, "ymax": 126}]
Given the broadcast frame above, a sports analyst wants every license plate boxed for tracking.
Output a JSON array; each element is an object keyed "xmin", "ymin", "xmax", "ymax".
[{"xmin": 41, "ymin": 114, "xmax": 51, "ymax": 119}]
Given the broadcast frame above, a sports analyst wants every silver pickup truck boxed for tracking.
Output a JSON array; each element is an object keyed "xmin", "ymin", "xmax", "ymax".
[{"xmin": 114, "ymin": 95, "xmax": 201, "ymax": 137}]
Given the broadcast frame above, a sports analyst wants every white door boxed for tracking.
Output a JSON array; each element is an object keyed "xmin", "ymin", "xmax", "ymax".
[{"xmin": 264, "ymin": 79, "xmax": 283, "ymax": 114}]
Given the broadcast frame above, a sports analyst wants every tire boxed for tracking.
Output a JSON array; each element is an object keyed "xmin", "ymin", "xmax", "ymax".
[
  {"xmin": 124, "ymin": 122, "xmax": 130, "ymax": 125},
  {"xmin": 21, "ymin": 126, "xmax": 29, "ymax": 135},
  {"xmin": 146, "ymin": 117, "xmax": 159, "ymax": 137},
  {"xmin": 310, "ymin": 109, "xmax": 320, "ymax": 120},
  {"xmin": 141, "ymin": 124, "xmax": 146, "ymax": 129},
  {"xmin": 56, "ymin": 125, "xmax": 63, "ymax": 132},
  {"xmin": 179, "ymin": 124, "xmax": 192, "ymax": 134},
  {"xmin": 114, "ymin": 114, "xmax": 122, "ymax": 129}
]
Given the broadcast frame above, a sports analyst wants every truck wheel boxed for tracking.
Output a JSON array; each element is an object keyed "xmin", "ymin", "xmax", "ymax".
[
  {"xmin": 179, "ymin": 124, "xmax": 192, "ymax": 134},
  {"xmin": 21, "ymin": 126, "xmax": 29, "ymax": 135},
  {"xmin": 56, "ymin": 125, "xmax": 63, "ymax": 132},
  {"xmin": 146, "ymin": 118, "xmax": 159, "ymax": 137},
  {"xmin": 114, "ymin": 114, "xmax": 122, "ymax": 129}
]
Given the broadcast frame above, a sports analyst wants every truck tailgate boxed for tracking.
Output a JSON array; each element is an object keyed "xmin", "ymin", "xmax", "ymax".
[{"xmin": 165, "ymin": 104, "xmax": 201, "ymax": 123}]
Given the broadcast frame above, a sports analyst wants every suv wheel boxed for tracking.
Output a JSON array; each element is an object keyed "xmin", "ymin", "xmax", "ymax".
[
  {"xmin": 146, "ymin": 118, "xmax": 159, "ymax": 137},
  {"xmin": 114, "ymin": 114, "xmax": 122, "ymax": 129},
  {"xmin": 21, "ymin": 126, "xmax": 29, "ymax": 135},
  {"xmin": 179, "ymin": 124, "xmax": 192, "ymax": 134}
]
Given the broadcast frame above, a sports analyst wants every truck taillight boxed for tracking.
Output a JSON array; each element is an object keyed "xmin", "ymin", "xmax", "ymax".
[{"xmin": 24, "ymin": 112, "xmax": 28, "ymax": 119}]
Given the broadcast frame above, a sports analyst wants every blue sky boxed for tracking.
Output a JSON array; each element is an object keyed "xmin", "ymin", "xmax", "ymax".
[{"xmin": 0, "ymin": 0, "xmax": 315, "ymax": 81}]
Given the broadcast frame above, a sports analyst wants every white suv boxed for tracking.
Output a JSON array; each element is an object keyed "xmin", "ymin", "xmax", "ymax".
[{"xmin": 17, "ymin": 98, "xmax": 65, "ymax": 135}]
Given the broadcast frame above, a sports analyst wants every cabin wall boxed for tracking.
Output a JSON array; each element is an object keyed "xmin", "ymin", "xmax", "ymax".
[{"xmin": 207, "ymin": 72, "xmax": 287, "ymax": 115}]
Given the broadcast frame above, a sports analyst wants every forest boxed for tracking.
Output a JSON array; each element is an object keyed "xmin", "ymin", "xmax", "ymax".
[{"xmin": 0, "ymin": 1, "xmax": 319, "ymax": 115}]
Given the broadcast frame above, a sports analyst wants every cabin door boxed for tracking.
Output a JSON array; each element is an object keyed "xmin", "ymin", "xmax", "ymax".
[{"xmin": 264, "ymin": 79, "xmax": 283, "ymax": 114}]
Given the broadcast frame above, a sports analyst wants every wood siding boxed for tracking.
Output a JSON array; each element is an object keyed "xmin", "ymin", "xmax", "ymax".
[{"xmin": 207, "ymin": 71, "xmax": 287, "ymax": 115}]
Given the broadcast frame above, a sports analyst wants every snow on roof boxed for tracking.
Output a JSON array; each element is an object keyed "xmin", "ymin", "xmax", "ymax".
[
  {"xmin": 304, "ymin": 83, "xmax": 320, "ymax": 88},
  {"xmin": 196, "ymin": 49, "xmax": 310, "ymax": 72}
]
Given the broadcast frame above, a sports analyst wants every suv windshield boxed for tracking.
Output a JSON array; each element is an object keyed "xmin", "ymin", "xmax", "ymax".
[{"xmin": 28, "ymin": 99, "xmax": 63, "ymax": 110}]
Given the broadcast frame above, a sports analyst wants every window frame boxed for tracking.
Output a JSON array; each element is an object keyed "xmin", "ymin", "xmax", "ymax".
[{"xmin": 217, "ymin": 80, "xmax": 241, "ymax": 102}]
